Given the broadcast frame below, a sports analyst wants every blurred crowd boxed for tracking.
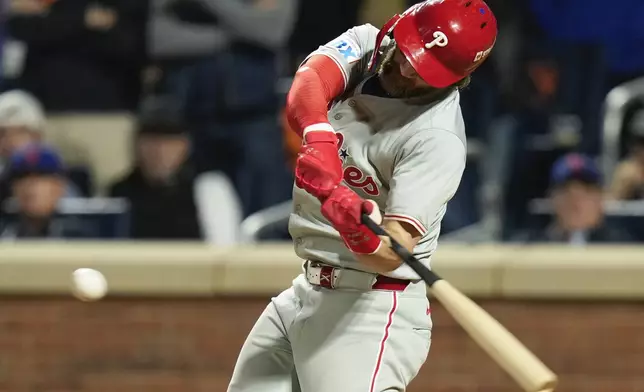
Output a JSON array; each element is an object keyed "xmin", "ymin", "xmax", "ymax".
[{"xmin": 1, "ymin": 0, "xmax": 644, "ymax": 245}]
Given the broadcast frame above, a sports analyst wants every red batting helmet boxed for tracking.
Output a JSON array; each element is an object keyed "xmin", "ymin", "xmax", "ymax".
[{"xmin": 368, "ymin": 0, "xmax": 498, "ymax": 88}]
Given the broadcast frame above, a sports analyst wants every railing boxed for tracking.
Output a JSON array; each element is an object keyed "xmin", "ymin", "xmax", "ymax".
[
  {"xmin": 601, "ymin": 76, "xmax": 644, "ymax": 180},
  {"xmin": 239, "ymin": 200, "xmax": 293, "ymax": 243},
  {"xmin": 0, "ymin": 243, "xmax": 643, "ymax": 298},
  {"xmin": 528, "ymin": 198, "xmax": 644, "ymax": 216},
  {"xmin": 2, "ymin": 197, "xmax": 129, "ymax": 214}
]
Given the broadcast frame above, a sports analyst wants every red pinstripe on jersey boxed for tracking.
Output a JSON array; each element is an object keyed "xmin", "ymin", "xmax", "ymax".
[
  {"xmin": 384, "ymin": 213, "xmax": 428, "ymax": 236},
  {"xmin": 368, "ymin": 291, "xmax": 399, "ymax": 392}
]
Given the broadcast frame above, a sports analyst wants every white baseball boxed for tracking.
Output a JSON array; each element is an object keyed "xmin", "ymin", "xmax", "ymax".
[{"xmin": 71, "ymin": 268, "xmax": 108, "ymax": 301}]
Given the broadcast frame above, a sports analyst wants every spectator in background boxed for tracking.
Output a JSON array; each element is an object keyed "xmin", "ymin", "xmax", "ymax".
[
  {"xmin": 148, "ymin": 0, "xmax": 297, "ymax": 217},
  {"xmin": 516, "ymin": 153, "xmax": 633, "ymax": 245},
  {"xmin": 108, "ymin": 99, "xmax": 202, "ymax": 239},
  {"xmin": 609, "ymin": 110, "xmax": 644, "ymax": 200},
  {"xmin": 0, "ymin": 89, "xmax": 82, "ymax": 203},
  {"xmin": 0, "ymin": 89, "xmax": 46, "ymax": 205},
  {"xmin": 6, "ymin": 0, "xmax": 147, "ymax": 112},
  {"xmin": 0, "ymin": 89, "xmax": 44, "ymax": 175},
  {"xmin": 0, "ymin": 144, "xmax": 93, "ymax": 239}
]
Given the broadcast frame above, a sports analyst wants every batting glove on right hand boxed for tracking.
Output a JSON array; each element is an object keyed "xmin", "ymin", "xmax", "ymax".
[{"xmin": 321, "ymin": 186, "xmax": 383, "ymax": 255}]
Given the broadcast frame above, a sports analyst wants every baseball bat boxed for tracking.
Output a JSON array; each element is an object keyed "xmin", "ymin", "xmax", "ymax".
[{"xmin": 361, "ymin": 214, "xmax": 558, "ymax": 392}]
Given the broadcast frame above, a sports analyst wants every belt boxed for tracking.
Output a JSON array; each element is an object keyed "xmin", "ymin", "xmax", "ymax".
[{"xmin": 305, "ymin": 260, "xmax": 410, "ymax": 291}]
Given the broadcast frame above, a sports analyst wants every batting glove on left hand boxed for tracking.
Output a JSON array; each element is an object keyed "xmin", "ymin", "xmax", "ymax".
[{"xmin": 295, "ymin": 130, "xmax": 343, "ymax": 202}]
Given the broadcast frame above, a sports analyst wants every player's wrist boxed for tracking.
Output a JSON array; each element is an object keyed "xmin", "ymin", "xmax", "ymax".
[
  {"xmin": 339, "ymin": 226, "xmax": 383, "ymax": 255},
  {"xmin": 303, "ymin": 123, "xmax": 336, "ymax": 145}
]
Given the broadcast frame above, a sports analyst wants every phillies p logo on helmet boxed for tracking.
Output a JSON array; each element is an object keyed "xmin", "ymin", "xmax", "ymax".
[{"xmin": 425, "ymin": 31, "xmax": 449, "ymax": 49}]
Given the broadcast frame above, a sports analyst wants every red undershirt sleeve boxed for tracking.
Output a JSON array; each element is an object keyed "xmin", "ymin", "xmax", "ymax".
[{"xmin": 285, "ymin": 54, "xmax": 346, "ymax": 139}]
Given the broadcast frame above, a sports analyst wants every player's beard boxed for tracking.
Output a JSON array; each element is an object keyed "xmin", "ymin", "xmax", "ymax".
[{"xmin": 376, "ymin": 42, "xmax": 437, "ymax": 100}]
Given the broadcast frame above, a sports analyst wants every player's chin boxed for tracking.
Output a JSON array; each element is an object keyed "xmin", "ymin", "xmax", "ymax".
[{"xmin": 380, "ymin": 78, "xmax": 415, "ymax": 98}]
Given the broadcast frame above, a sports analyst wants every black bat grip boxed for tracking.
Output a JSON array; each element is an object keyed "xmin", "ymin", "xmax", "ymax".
[{"xmin": 361, "ymin": 213, "xmax": 441, "ymax": 287}]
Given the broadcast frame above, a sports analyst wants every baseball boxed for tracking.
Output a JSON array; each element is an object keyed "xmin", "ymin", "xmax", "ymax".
[{"xmin": 71, "ymin": 268, "xmax": 108, "ymax": 301}]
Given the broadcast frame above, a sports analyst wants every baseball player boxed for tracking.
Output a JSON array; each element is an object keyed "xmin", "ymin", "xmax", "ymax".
[{"xmin": 227, "ymin": 1, "xmax": 497, "ymax": 391}]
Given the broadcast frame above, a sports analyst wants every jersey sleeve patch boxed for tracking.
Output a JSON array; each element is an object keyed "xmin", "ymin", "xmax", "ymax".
[{"xmin": 327, "ymin": 36, "xmax": 362, "ymax": 64}]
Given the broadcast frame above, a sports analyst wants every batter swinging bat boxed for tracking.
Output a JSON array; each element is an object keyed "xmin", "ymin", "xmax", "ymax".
[{"xmin": 361, "ymin": 214, "xmax": 558, "ymax": 392}]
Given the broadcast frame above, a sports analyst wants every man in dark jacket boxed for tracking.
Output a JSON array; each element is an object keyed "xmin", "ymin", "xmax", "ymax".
[
  {"xmin": 517, "ymin": 153, "xmax": 634, "ymax": 244},
  {"xmin": 7, "ymin": 0, "xmax": 147, "ymax": 112},
  {"xmin": 149, "ymin": 0, "xmax": 298, "ymax": 216},
  {"xmin": 108, "ymin": 102, "xmax": 202, "ymax": 239}
]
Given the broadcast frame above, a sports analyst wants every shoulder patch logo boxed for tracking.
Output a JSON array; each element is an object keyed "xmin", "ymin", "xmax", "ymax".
[{"xmin": 331, "ymin": 38, "xmax": 361, "ymax": 63}]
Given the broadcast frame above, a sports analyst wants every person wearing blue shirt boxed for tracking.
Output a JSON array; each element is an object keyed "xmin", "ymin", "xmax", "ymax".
[{"xmin": 515, "ymin": 153, "xmax": 634, "ymax": 244}]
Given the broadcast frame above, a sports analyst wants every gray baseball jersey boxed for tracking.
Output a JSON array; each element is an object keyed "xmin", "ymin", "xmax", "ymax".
[
  {"xmin": 228, "ymin": 24, "xmax": 468, "ymax": 392},
  {"xmin": 288, "ymin": 23, "xmax": 467, "ymax": 280}
]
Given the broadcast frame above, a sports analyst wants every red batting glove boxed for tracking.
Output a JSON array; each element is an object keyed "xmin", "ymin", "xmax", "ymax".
[
  {"xmin": 295, "ymin": 130, "xmax": 343, "ymax": 201},
  {"xmin": 321, "ymin": 186, "xmax": 383, "ymax": 254}
]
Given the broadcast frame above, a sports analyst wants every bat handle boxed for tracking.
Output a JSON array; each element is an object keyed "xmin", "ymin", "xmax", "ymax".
[
  {"xmin": 360, "ymin": 213, "xmax": 387, "ymax": 236},
  {"xmin": 360, "ymin": 213, "xmax": 441, "ymax": 287}
]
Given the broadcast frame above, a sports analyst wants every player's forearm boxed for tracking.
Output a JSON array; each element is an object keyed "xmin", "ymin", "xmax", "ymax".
[
  {"xmin": 320, "ymin": 189, "xmax": 421, "ymax": 274},
  {"xmin": 353, "ymin": 221, "xmax": 416, "ymax": 274},
  {"xmin": 285, "ymin": 55, "xmax": 345, "ymax": 138},
  {"xmin": 354, "ymin": 237, "xmax": 405, "ymax": 273}
]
